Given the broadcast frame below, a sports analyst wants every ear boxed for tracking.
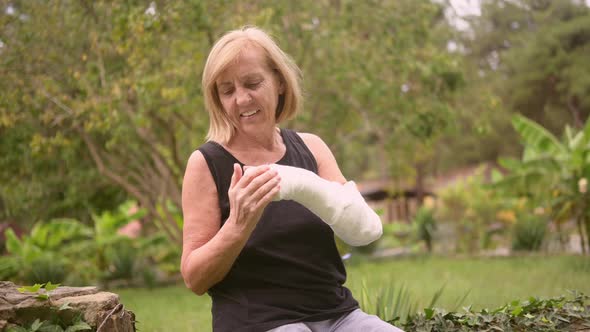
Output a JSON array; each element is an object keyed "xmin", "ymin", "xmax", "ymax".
[
  {"xmin": 278, "ymin": 78, "xmax": 285, "ymax": 95},
  {"xmin": 274, "ymin": 70, "xmax": 286, "ymax": 95}
]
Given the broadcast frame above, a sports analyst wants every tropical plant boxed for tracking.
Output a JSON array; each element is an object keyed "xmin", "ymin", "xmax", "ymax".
[
  {"xmin": 511, "ymin": 214, "xmax": 547, "ymax": 252},
  {"xmin": 494, "ymin": 115, "xmax": 590, "ymax": 254},
  {"xmin": 357, "ymin": 281, "xmax": 417, "ymax": 325},
  {"xmin": 1, "ymin": 219, "xmax": 92, "ymax": 284},
  {"xmin": 0, "ymin": 200, "xmax": 178, "ymax": 286},
  {"xmin": 436, "ymin": 170, "xmax": 514, "ymax": 253},
  {"xmin": 414, "ymin": 207, "xmax": 437, "ymax": 252},
  {"xmin": 356, "ymin": 280, "xmax": 451, "ymax": 325}
]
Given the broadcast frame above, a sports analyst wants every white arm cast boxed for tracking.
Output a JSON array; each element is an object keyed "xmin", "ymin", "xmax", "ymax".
[{"xmin": 270, "ymin": 164, "xmax": 382, "ymax": 246}]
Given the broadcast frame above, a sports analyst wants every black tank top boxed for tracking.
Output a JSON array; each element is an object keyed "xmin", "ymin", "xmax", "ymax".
[{"xmin": 198, "ymin": 128, "xmax": 358, "ymax": 332}]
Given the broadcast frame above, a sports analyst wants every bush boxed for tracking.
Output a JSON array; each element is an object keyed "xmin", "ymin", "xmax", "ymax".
[
  {"xmin": 379, "ymin": 222, "xmax": 415, "ymax": 249},
  {"xmin": 512, "ymin": 215, "xmax": 547, "ymax": 251},
  {"xmin": 103, "ymin": 240, "xmax": 138, "ymax": 282},
  {"xmin": 2, "ymin": 220, "xmax": 87, "ymax": 284},
  {"xmin": 2, "ymin": 201, "xmax": 180, "ymax": 287},
  {"xmin": 23, "ymin": 254, "xmax": 67, "ymax": 285},
  {"xmin": 436, "ymin": 171, "xmax": 514, "ymax": 253},
  {"xmin": 403, "ymin": 292, "xmax": 590, "ymax": 332},
  {"xmin": 414, "ymin": 207, "xmax": 436, "ymax": 252},
  {"xmin": 358, "ymin": 281, "xmax": 417, "ymax": 324}
]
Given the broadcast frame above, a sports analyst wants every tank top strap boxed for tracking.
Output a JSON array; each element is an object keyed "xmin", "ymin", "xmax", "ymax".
[
  {"xmin": 198, "ymin": 141, "xmax": 236, "ymax": 223},
  {"xmin": 279, "ymin": 128, "xmax": 318, "ymax": 174}
]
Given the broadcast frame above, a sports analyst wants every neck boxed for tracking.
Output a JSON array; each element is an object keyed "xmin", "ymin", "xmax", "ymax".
[{"xmin": 228, "ymin": 126, "xmax": 281, "ymax": 152}]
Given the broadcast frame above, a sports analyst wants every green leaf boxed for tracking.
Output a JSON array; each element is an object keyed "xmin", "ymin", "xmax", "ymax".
[
  {"xmin": 31, "ymin": 318, "xmax": 43, "ymax": 331},
  {"xmin": 511, "ymin": 306, "xmax": 523, "ymax": 316},
  {"xmin": 45, "ymin": 282, "xmax": 60, "ymax": 292},
  {"xmin": 512, "ymin": 115, "xmax": 565, "ymax": 157},
  {"xmin": 5, "ymin": 228, "xmax": 24, "ymax": 256},
  {"xmin": 64, "ymin": 321, "xmax": 92, "ymax": 332},
  {"xmin": 36, "ymin": 293, "xmax": 49, "ymax": 301},
  {"xmin": 59, "ymin": 302, "xmax": 73, "ymax": 311},
  {"xmin": 18, "ymin": 284, "xmax": 44, "ymax": 293},
  {"xmin": 39, "ymin": 323, "xmax": 64, "ymax": 332},
  {"xmin": 498, "ymin": 157, "xmax": 522, "ymax": 171},
  {"xmin": 424, "ymin": 307, "xmax": 435, "ymax": 319}
]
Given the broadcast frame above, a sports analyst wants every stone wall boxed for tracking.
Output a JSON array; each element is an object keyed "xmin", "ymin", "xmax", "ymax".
[{"xmin": 0, "ymin": 281, "xmax": 135, "ymax": 331}]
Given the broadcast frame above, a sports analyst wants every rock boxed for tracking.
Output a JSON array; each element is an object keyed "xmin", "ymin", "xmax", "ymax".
[{"xmin": 0, "ymin": 281, "xmax": 135, "ymax": 331}]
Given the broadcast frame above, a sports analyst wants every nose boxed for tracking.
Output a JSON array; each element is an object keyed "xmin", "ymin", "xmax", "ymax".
[{"xmin": 235, "ymin": 87, "xmax": 252, "ymax": 106}]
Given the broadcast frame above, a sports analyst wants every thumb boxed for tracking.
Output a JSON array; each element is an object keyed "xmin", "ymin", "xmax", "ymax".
[{"xmin": 230, "ymin": 163, "xmax": 243, "ymax": 189}]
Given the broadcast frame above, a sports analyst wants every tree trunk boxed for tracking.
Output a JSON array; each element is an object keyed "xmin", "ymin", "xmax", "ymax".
[
  {"xmin": 567, "ymin": 96, "xmax": 584, "ymax": 129},
  {"xmin": 414, "ymin": 162, "xmax": 426, "ymax": 207},
  {"xmin": 577, "ymin": 216, "xmax": 587, "ymax": 254},
  {"xmin": 583, "ymin": 215, "xmax": 590, "ymax": 255}
]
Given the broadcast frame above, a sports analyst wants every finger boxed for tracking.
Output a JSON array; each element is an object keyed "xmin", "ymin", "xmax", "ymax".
[
  {"xmin": 242, "ymin": 169, "xmax": 278, "ymax": 195},
  {"xmin": 254, "ymin": 182, "xmax": 281, "ymax": 210},
  {"xmin": 243, "ymin": 164, "xmax": 269, "ymax": 172},
  {"xmin": 230, "ymin": 163, "xmax": 243, "ymax": 189},
  {"xmin": 249, "ymin": 174, "xmax": 281, "ymax": 203},
  {"xmin": 238, "ymin": 165, "xmax": 271, "ymax": 188}
]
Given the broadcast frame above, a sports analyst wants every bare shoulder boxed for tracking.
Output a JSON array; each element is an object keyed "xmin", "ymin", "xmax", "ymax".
[
  {"xmin": 183, "ymin": 151, "xmax": 215, "ymax": 193},
  {"xmin": 185, "ymin": 150, "xmax": 209, "ymax": 176},
  {"xmin": 181, "ymin": 150, "xmax": 220, "ymax": 259},
  {"xmin": 182, "ymin": 149, "xmax": 218, "ymax": 216},
  {"xmin": 298, "ymin": 132, "xmax": 328, "ymax": 155},
  {"xmin": 297, "ymin": 132, "xmax": 346, "ymax": 183}
]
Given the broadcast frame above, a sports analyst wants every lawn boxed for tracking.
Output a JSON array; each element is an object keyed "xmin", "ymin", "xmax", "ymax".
[{"xmin": 116, "ymin": 255, "xmax": 590, "ymax": 332}]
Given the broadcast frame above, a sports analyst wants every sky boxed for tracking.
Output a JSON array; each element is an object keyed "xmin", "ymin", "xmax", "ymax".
[
  {"xmin": 446, "ymin": 0, "xmax": 482, "ymax": 31},
  {"xmin": 445, "ymin": 0, "xmax": 590, "ymax": 30}
]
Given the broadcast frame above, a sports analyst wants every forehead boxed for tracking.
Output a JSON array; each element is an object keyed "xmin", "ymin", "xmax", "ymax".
[{"xmin": 216, "ymin": 46, "xmax": 271, "ymax": 83}]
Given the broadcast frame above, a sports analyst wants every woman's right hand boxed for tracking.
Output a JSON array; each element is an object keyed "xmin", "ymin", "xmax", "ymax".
[{"xmin": 227, "ymin": 164, "xmax": 281, "ymax": 232}]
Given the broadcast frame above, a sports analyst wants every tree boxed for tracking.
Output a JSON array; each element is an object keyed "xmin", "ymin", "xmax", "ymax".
[
  {"xmin": 276, "ymin": 1, "xmax": 465, "ymax": 202},
  {"xmin": 1, "ymin": 0, "xmax": 467, "ymax": 233},
  {"xmin": 461, "ymin": 0, "xmax": 590, "ymax": 134},
  {"xmin": 1, "ymin": 1, "xmax": 215, "ymax": 240},
  {"xmin": 495, "ymin": 115, "xmax": 590, "ymax": 254}
]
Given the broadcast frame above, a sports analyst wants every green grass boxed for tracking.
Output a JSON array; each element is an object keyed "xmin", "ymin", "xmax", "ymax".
[{"xmin": 116, "ymin": 255, "xmax": 590, "ymax": 332}]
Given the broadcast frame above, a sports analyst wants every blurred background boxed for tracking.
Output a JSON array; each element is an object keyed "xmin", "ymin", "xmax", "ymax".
[{"xmin": 1, "ymin": 0, "xmax": 589, "ymax": 331}]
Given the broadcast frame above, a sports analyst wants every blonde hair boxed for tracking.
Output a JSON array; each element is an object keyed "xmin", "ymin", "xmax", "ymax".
[{"xmin": 202, "ymin": 26, "xmax": 303, "ymax": 143}]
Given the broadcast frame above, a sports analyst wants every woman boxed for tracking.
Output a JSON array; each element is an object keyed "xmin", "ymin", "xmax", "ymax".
[{"xmin": 181, "ymin": 26, "xmax": 404, "ymax": 332}]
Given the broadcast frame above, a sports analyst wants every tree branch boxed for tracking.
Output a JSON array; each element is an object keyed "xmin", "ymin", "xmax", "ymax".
[{"xmin": 567, "ymin": 95, "xmax": 583, "ymax": 129}]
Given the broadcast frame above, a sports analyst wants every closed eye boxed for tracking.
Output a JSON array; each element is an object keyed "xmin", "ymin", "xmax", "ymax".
[
  {"xmin": 220, "ymin": 88, "xmax": 234, "ymax": 95},
  {"xmin": 246, "ymin": 81, "xmax": 262, "ymax": 89}
]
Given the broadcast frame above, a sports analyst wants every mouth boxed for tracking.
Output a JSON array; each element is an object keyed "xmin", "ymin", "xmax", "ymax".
[{"xmin": 240, "ymin": 109, "xmax": 260, "ymax": 118}]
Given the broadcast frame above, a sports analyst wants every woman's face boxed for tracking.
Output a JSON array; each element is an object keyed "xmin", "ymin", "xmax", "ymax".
[{"xmin": 216, "ymin": 46, "xmax": 284, "ymax": 137}]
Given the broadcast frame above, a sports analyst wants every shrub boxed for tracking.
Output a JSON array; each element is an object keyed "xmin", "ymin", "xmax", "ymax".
[
  {"xmin": 414, "ymin": 207, "xmax": 436, "ymax": 252},
  {"xmin": 357, "ymin": 281, "xmax": 418, "ymax": 324},
  {"xmin": 23, "ymin": 254, "xmax": 67, "ymax": 285},
  {"xmin": 379, "ymin": 222, "xmax": 415, "ymax": 250},
  {"xmin": 512, "ymin": 215, "xmax": 547, "ymax": 251},
  {"xmin": 2, "ymin": 200, "xmax": 179, "ymax": 287},
  {"xmin": 436, "ymin": 171, "xmax": 515, "ymax": 253},
  {"xmin": 2, "ymin": 220, "xmax": 87, "ymax": 284},
  {"xmin": 103, "ymin": 240, "xmax": 138, "ymax": 282},
  {"xmin": 403, "ymin": 292, "xmax": 590, "ymax": 332}
]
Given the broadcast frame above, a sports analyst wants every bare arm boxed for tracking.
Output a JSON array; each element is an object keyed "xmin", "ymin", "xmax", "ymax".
[
  {"xmin": 180, "ymin": 151, "xmax": 280, "ymax": 295},
  {"xmin": 298, "ymin": 133, "xmax": 346, "ymax": 183}
]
